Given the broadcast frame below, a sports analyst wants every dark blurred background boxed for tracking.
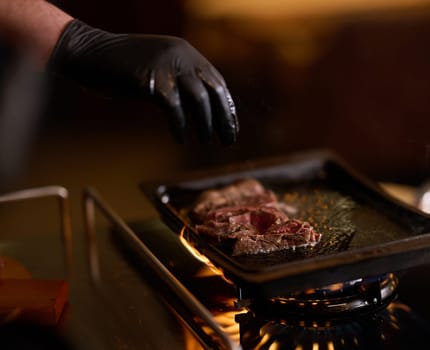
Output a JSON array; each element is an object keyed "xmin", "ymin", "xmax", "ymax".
[
  {"xmin": 3, "ymin": 0, "xmax": 430, "ymax": 236},
  {"xmin": 48, "ymin": 0, "xmax": 430, "ymax": 182}
]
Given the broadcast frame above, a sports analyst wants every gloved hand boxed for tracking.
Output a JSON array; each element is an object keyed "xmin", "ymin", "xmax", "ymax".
[{"xmin": 48, "ymin": 19, "xmax": 239, "ymax": 144}]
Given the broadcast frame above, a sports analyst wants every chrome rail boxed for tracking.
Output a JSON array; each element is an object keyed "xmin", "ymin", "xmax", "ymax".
[{"xmin": 0, "ymin": 186, "xmax": 73, "ymax": 278}]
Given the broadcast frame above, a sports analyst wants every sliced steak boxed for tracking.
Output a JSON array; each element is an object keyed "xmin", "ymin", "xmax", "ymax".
[
  {"xmin": 191, "ymin": 178, "xmax": 278, "ymax": 221},
  {"xmin": 190, "ymin": 178, "xmax": 322, "ymax": 256}
]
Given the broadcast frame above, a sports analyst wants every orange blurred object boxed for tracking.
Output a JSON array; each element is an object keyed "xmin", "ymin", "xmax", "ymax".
[
  {"xmin": 0, "ymin": 256, "xmax": 68, "ymax": 326},
  {"xmin": 0, "ymin": 279, "xmax": 69, "ymax": 326}
]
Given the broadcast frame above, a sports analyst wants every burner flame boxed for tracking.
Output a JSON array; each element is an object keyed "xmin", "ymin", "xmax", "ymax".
[
  {"xmin": 179, "ymin": 226, "xmax": 211, "ymax": 265},
  {"xmin": 179, "ymin": 226, "xmax": 233, "ymax": 284}
]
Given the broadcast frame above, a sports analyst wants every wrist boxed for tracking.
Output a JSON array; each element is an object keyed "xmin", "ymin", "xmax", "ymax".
[
  {"xmin": 48, "ymin": 19, "xmax": 120, "ymax": 74},
  {"xmin": 32, "ymin": 1, "xmax": 74, "ymax": 68},
  {"xmin": 0, "ymin": 0, "xmax": 73, "ymax": 69}
]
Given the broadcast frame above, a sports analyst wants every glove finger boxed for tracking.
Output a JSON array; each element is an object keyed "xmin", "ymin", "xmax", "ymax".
[
  {"xmin": 178, "ymin": 74, "xmax": 212, "ymax": 143},
  {"xmin": 207, "ymin": 65, "xmax": 239, "ymax": 132},
  {"xmin": 198, "ymin": 69, "xmax": 238, "ymax": 145},
  {"xmin": 153, "ymin": 73, "xmax": 186, "ymax": 143},
  {"xmin": 224, "ymin": 87, "xmax": 239, "ymax": 133}
]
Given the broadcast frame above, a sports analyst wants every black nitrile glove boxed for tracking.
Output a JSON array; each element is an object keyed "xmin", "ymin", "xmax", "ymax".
[{"xmin": 48, "ymin": 19, "xmax": 239, "ymax": 144}]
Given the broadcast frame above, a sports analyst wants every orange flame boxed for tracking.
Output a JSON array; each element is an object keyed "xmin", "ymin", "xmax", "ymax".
[{"xmin": 179, "ymin": 226, "xmax": 234, "ymax": 284}]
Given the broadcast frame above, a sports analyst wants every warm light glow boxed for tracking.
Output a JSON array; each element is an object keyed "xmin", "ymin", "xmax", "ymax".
[
  {"xmin": 420, "ymin": 191, "xmax": 430, "ymax": 214},
  {"xmin": 301, "ymin": 278, "xmax": 363, "ymax": 296},
  {"xmin": 185, "ymin": 291, "xmax": 247, "ymax": 347},
  {"xmin": 387, "ymin": 302, "xmax": 411, "ymax": 313},
  {"xmin": 186, "ymin": 0, "xmax": 429, "ymax": 20},
  {"xmin": 200, "ymin": 308, "xmax": 244, "ymax": 345},
  {"xmin": 269, "ymin": 342, "xmax": 281, "ymax": 350},
  {"xmin": 325, "ymin": 282, "xmax": 346, "ymax": 291},
  {"xmin": 256, "ymin": 333, "xmax": 272, "ymax": 349},
  {"xmin": 213, "ymin": 309, "xmax": 245, "ymax": 343}
]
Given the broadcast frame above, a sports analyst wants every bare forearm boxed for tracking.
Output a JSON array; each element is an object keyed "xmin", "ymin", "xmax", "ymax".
[{"xmin": 0, "ymin": 0, "xmax": 73, "ymax": 67}]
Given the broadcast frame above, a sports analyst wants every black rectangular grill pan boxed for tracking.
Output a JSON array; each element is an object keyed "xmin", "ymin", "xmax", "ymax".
[{"xmin": 140, "ymin": 150, "xmax": 430, "ymax": 297}]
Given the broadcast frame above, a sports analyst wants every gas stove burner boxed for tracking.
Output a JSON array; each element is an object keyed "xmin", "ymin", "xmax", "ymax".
[
  {"xmin": 241, "ymin": 273, "xmax": 399, "ymax": 321},
  {"xmin": 235, "ymin": 301, "xmax": 430, "ymax": 350}
]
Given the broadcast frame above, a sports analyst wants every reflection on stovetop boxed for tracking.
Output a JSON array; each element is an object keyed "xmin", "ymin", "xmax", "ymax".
[{"xmin": 118, "ymin": 220, "xmax": 430, "ymax": 350}]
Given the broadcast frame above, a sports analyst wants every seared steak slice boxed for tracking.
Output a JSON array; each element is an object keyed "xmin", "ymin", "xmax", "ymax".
[
  {"xmin": 266, "ymin": 219, "xmax": 322, "ymax": 243},
  {"xmin": 197, "ymin": 219, "xmax": 320, "ymax": 256},
  {"xmin": 231, "ymin": 234, "xmax": 292, "ymax": 256},
  {"xmin": 191, "ymin": 178, "xmax": 278, "ymax": 221}
]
